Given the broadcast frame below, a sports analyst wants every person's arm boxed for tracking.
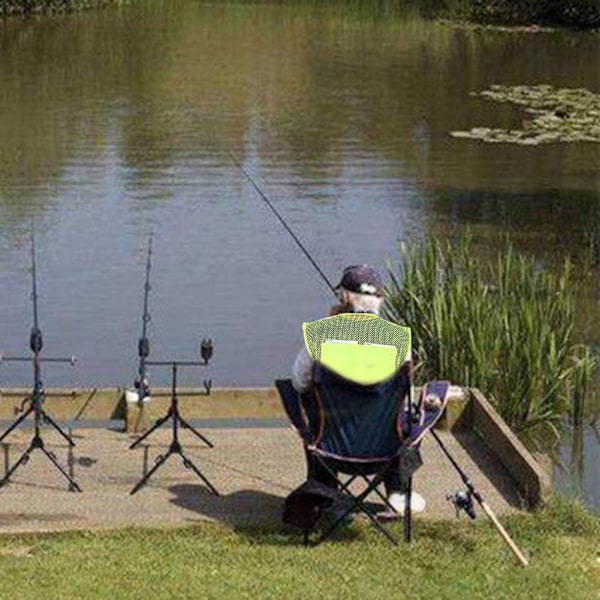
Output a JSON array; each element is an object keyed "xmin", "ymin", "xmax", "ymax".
[{"xmin": 291, "ymin": 346, "xmax": 314, "ymax": 393}]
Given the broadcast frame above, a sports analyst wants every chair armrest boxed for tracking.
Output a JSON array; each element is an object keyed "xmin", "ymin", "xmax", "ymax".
[
  {"xmin": 402, "ymin": 380, "xmax": 451, "ymax": 448},
  {"xmin": 275, "ymin": 379, "xmax": 312, "ymax": 442}
]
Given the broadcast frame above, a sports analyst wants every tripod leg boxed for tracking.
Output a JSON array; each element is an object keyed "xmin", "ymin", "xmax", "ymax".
[
  {"xmin": 180, "ymin": 450, "xmax": 219, "ymax": 496},
  {"xmin": 130, "ymin": 449, "xmax": 172, "ymax": 495},
  {"xmin": 68, "ymin": 439, "xmax": 76, "ymax": 492},
  {"xmin": 129, "ymin": 412, "xmax": 171, "ymax": 449},
  {"xmin": 40, "ymin": 444, "xmax": 82, "ymax": 492},
  {"xmin": 177, "ymin": 415, "xmax": 214, "ymax": 448},
  {"xmin": 0, "ymin": 446, "xmax": 32, "ymax": 488},
  {"xmin": 0, "ymin": 407, "xmax": 32, "ymax": 443},
  {"xmin": 2, "ymin": 444, "xmax": 9, "ymax": 478},
  {"xmin": 41, "ymin": 410, "xmax": 75, "ymax": 447}
]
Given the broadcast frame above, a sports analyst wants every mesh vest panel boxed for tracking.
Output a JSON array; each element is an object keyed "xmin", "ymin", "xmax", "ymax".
[{"xmin": 303, "ymin": 313, "xmax": 411, "ymax": 385}]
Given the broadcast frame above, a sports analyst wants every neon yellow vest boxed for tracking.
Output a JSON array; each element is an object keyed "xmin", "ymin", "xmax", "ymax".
[{"xmin": 303, "ymin": 313, "xmax": 411, "ymax": 385}]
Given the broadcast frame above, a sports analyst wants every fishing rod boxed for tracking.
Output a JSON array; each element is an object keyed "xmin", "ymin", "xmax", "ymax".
[
  {"xmin": 134, "ymin": 234, "xmax": 153, "ymax": 402},
  {"xmin": 0, "ymin": 223, "xmax": 80, "ymax": 491},
  {"xmin": 231, "ymin": 155, "xmax": 529, "ymax": 566},
  {"xmin": 229, "ymin": 152, "xmax": 337, "ymax": 296},
  {"xmin": 432, "ymin": 428, "xmax": 529, "ymax": 567},
  {"xmin": 128, "ymin": 233, "xmax": 217, "ymax": 489}
]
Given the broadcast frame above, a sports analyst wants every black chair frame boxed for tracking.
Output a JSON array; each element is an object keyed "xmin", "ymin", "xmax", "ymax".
[{"xmin": 277, "ymin": 373, "xmax": 419, "ymax": 546}]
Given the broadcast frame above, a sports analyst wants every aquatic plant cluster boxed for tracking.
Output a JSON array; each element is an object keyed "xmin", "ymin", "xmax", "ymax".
[
  {"xmin": 0, "ymin": 0, "xmax": 115, "ymax": 14},
  {"xmin": 2, "ymin": 0, "xmax": 600, "ymax": 26},
  {"xmin": 451, "ymin": 85, "xmax": 600, "ymax": 145},
  {"xmin": 461, "ymin": 0, "xmax": 600, "ymax": 29},
  {"xmin": 384, "ymin": 236, "xmax": 596, "ymax": 450}
]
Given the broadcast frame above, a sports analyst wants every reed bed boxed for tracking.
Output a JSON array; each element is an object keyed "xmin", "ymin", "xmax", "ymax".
[{"xmin": 384, "ymin": 236, "xmax": 597, "ymax": 449}]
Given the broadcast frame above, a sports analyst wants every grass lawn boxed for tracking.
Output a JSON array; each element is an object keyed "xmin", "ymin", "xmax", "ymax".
[{"xmin": 0, "ymin": 500, "xmax": 597, "ymax": 599}]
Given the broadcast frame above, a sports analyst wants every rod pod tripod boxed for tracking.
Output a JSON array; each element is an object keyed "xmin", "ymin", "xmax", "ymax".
[
  {"xmin": 0, "ymin": 225, "xmax": 80, "ymax": 491},
  {"xmin": 129, "ymin": 348, "xmax": 218, "ymax": 496}
]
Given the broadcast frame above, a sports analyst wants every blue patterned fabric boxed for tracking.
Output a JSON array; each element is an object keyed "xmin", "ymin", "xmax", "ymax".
[
  {"xmin": 276, "ymin": 376, "xmax": 450, "ymax": 461},
  {"xmin": 310, "ymin": 364, "xmax": 410, "ymax": 460}
]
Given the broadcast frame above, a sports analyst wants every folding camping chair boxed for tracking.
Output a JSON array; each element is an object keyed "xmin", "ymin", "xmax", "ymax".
[{"xmin": 276, "ymin": 313, "xmax": 448, "ymax": 546}]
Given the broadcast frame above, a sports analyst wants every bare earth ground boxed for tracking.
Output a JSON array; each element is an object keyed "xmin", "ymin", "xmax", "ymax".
[{"xmin": 0, "ymin": 425, "xmax": 522, "ymax": 534}]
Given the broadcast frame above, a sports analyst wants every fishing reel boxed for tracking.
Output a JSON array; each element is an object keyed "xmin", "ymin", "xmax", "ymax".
[
  {"xmin": 446, "ymin": 489, "xmax": 477, "ymax": 520},
  {"xmin": 135, "ymin": 335, "xmax": 152, "ymax": 400},
  {"xmin": 134, "ymin": 376, "xmax": 151, "ymax": 400}
]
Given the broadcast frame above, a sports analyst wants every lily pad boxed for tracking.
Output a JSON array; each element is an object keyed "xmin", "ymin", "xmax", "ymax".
[{"xmin": 451, "ymin": 84, "xmax": 600, "ymax": 144}]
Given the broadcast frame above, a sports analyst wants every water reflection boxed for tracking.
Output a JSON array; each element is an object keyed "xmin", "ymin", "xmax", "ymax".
[{"xmin": 557, "ymin": 423, "xmax": 600, "ymax": 512}]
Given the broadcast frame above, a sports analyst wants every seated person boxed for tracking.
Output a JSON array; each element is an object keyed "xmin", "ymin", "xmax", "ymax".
[{"xmin": 291, "ymin": 264, "xmax": 425, "ymax": 515}]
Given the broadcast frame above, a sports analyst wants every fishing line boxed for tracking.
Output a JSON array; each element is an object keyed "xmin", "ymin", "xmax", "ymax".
[{"xmin": 229, "ymin": 151, "xmax": 337, "ymax": 297}]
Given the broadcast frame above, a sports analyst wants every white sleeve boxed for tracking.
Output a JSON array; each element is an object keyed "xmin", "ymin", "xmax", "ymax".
[{"xmin": 291, "ymin": 346, "xmax": 314, "ymax": 393}]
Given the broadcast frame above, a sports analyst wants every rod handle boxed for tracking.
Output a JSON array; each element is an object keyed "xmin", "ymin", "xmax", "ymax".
[{"xmin": 480, "ymin": 500, "xmax": 529, "ymax": 567}]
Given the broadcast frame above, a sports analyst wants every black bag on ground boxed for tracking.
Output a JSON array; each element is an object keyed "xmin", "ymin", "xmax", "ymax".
[{"xmin": 283, "ymin": 479, "xmax": 344, "ymax": 529}]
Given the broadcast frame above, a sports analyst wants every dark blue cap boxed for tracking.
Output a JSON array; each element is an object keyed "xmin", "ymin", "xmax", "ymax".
[{"xmin": 335, "ymin": 265, "xmax": 383, "ymax": 296}]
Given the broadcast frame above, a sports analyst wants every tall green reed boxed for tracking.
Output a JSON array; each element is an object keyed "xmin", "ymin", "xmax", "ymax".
[{"xmin": 384, "ymin": 235, "xmax": 596, "ymax": 449}]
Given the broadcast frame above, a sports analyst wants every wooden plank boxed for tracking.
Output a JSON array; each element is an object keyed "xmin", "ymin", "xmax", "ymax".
[{"xmin": 470, "ymin": 387, "xmax": 552, "ymax": 507}]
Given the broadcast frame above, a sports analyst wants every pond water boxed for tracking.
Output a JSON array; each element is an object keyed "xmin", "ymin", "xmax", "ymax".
[{"xmin": 0, "ymin": 2, "xmax": 598, "ymax": 509}]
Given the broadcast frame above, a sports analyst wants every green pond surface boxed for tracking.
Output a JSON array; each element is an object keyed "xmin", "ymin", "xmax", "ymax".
[{"xmin": 0, "ymin": 2, "xmax": 598, "ymax": 510}]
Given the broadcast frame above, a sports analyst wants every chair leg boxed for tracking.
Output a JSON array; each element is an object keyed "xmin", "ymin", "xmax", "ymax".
[
  {"xmin": 360, "ymin": 474, "xmax": 388, "ymax": 505},
  {"xmin": 404, "ymin": 476, "xmax": 413, "ymax": 543},
  {"xmin": 354, "ymin": 494, "xmax": 399, "ymax": 546},
  {"xmin": 315, "ymin": 487, "xmax": 369, "ymax": 545},
  {"xmin": 309, "ymin": 457, "xmax": 410, "ymax": 545},
  {"xmin": 315, "ymin": 471, "xmax": 400, "ymax": 546}
]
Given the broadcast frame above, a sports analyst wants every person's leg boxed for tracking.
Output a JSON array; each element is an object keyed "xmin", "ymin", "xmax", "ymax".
[
  {"xmin": 305, "ymin": 448, "xmax": 338, "ymax": 488},
  {"xmin": 383, "ymin": 457, "xmax": 405, "ymax": 493},
  {"xmin": 384, "ymin": 454, "xmax": 426, "ymax": 514}
]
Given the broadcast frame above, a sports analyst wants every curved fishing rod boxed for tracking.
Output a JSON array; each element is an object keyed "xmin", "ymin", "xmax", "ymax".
[
  {"xmin": 230, "ymin": 151, "xmax": 421, "ymax": 540},
  {"xmin": 231, "ymin": 154, "xmax": 529, "ymax": 565},
  {"xmin": 229, "ymin": 152, "xmax": 337, "ymax": 297},
  {"xmin": 230, "ymin": 152, "xmax": 418, "ymax": 540},
  {"xmin": 135, "ymin": 233, "xmax": 153, "ymax": 401}
]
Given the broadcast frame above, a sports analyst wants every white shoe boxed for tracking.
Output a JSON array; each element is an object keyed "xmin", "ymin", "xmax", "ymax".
[{"xmin": 387, "ymin": 491, "xmax": 426, "ymax": 515}]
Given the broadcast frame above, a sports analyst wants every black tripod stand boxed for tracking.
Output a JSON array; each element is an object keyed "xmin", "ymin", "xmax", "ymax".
[
  {"xmin": 0, "ymin": 225, "xmax": 80, "ymax": 491},
  {"xmin": 0, "ymin": 359, "xmax": 79, "ymax": 491},
  {"xmin": 130, "ymin": 357, "xmax": 218, "ymax": 496}
]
